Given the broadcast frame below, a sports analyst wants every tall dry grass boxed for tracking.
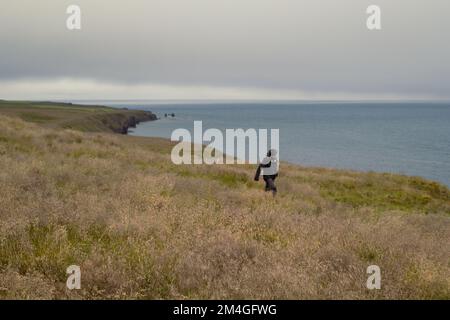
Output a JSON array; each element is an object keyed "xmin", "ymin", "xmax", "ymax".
[{"xmin": 0, "ymin": 114, "xmax": 449, "ymax": 299}]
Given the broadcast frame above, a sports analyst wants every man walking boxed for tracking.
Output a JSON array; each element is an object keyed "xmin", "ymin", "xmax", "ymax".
[{"xmin": 254, "ymin": 149, "xmax": 279, "ymax": 196}]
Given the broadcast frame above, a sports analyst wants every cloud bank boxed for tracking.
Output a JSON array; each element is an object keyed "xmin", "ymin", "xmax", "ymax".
[{"xmin": 1, "ymin": 0, "xmax": 449, "ymax": 100}]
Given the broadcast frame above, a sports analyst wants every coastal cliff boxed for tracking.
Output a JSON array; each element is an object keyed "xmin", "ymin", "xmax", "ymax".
[
  {"xmin": 91, "ymin": 110, "xmax": 157, "ymax": 134},
  {"xmin": 0, "ymin": 100, "xmax": 157, "ymax": 134}
]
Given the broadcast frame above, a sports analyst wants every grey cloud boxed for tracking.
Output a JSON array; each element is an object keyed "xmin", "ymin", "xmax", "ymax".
[{"xmin": 0, "ymin": 0, "xmax": 449, "ymax": 98}]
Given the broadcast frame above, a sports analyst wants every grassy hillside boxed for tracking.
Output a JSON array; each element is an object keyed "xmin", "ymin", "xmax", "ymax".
[
  {"xmin": 0, "ymin": 100, "xmax": 156, "ymax": 133},
  {"xmin": 0, "ymin": 103, "xmax": 449, "ymax": 299}
]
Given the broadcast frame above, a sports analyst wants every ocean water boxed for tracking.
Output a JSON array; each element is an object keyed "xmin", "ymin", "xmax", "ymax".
[{"xmin": 105, "ymin": 101, "xmax": 450, "ymax": 187}]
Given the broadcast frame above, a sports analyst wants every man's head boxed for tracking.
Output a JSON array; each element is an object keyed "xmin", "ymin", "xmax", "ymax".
[{"xmin": 267, "ymin": 149, "xmax": 278, "ymax": 157}]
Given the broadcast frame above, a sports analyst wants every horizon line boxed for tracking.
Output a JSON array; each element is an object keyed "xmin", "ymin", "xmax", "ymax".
[{"xmin": 22, "ymin": 98, "xmax": 450, "ymax": 104}]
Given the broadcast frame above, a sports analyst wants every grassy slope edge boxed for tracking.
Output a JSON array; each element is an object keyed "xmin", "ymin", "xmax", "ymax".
[
  {"xmin": 0, "ymin": 100, "xmax": 157, "ymax": 133},
  {"xmin": 0, "ymin": 101, "xmax": 449, "ymax": 299}
]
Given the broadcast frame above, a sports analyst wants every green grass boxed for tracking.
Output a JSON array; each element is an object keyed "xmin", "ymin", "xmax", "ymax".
[
  {"xmin": 317, "ymin": 173, "xmax": 449, "ymax": 213},
  {"xmin": 18, "ymin": 112, "xmax": 57, "ymax": 123}
]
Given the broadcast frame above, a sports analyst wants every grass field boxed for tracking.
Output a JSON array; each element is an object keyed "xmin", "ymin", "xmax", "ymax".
[{"xmin": 0, "ymin": 101, "xmax": 449, "ymax": 299}]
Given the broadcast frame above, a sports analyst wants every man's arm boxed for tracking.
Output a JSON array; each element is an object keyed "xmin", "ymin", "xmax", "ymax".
[{"xmin": 254, "ymin": 165, "xmax": 261, "ymax": 181}]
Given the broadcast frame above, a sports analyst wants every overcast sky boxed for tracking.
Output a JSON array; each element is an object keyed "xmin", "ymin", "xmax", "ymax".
[{"xmin": 1, "ymin": 0, "xmax": 449, "ymax": 100}]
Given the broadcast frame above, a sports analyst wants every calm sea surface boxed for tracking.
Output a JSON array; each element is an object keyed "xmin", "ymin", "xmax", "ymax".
[{"xmin": 100, "ymin": 101, "xmax": 450, "ymax": 186}]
